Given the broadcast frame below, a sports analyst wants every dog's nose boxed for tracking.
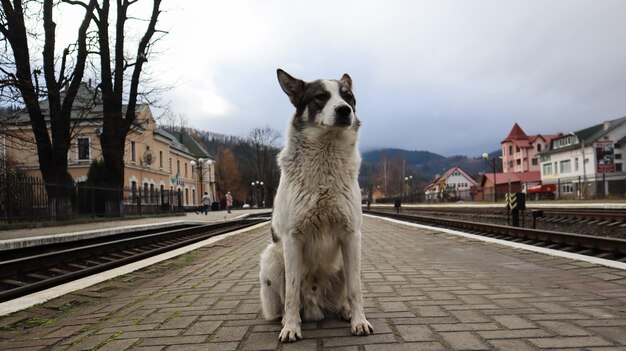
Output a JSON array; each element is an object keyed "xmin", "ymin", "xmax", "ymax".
[
  {"xmin": 334, "ymin": 105, "xmax": 352, "ymax": 126},
  {"xmin": 335, "ymin": 105, "xmax": 352, "ymax": 118}
]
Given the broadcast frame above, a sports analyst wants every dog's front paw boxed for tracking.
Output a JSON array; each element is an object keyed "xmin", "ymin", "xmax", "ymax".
[
  {"xmin": 278, "ymin": 324, "xmax": 302, "ymax": 342},
  {"xmin": 351, "ymin": 318, "xmax": 373, "ymax": 336}
]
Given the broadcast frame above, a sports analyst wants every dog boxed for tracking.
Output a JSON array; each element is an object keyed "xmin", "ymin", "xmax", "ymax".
[{"xmin": 259, "ymin": 69, "xmax": 373, "ymax": 342}]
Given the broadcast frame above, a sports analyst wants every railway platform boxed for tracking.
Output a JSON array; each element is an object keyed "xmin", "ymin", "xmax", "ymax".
[
  {"xmin": 1, "ymin": 215, "xmax": 626, "ymax": 350},
  {"xmin": 0, "ymin": 209, "xmax": 271, "ymax": 250}
]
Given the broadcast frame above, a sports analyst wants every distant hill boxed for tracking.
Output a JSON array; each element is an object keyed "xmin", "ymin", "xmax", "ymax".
[
  {"xmin": 360, "ymin": 148, "xmax": 500, "ymax": 186},
  {"xmin": 361, "ymin": 148, "xmax": 445, "ymax": 165}
]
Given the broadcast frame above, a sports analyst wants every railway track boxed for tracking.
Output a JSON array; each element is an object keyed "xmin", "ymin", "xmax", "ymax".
[
  {"xmin": 368, "ymin": 205, "xmax": 626, "ymax": 238},
  {"xmin": 364, "ymin": 209, "xmax": 626, "ymax": 263},
  {"xmin": 0, "ymin": 216, "xmax": 269, "ymax": 303},
  {"xmin": 378, "ymin": 206, "xmax": 626, "ymax": 225}
]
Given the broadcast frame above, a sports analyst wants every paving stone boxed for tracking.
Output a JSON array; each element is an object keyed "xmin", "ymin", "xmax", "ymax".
[
  {"xmin": 210, "ymin": 326, "xmax": 249, "ymax": 342},
  {"xmin": 184, "ymin": 320, "xmax": 222, "ymax": 336},
  {"xmin": 529, "ymin": 336, "xmax": 613, "ymax": 348},
  {"xmin": 492, "ymin": 315, "xmax": 537, "ymax": 329},
  {"xmin": 98, "ymin": 338, "xmax": 138, "ymax": 351},
  {"xmin": 395, "ymin": 324, "xmax": 435, "ymax": 341},
  {"xmin": 440, "ymin": 331, "xmax": 490, "ymax": 350}
]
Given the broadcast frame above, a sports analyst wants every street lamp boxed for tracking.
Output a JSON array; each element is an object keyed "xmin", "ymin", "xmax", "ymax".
[
  {"xmin": 404, "ymin": 175, "xmax": 413, "ymax": 203},
  {"xmin": 482, "ymin": 153, "xmax": 497, "ymax": 202},
  {"xmin": 191, "ymin": 158, "xmax": 216, "ymax": 205},
  {"xmin": 251, "ymin": 180, "xmax": 264, "ymax": 208}
]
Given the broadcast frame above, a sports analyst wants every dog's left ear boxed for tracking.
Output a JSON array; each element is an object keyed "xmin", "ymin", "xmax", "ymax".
[
  {"xmin": 340, "ymin": 73, "xmax": 352, "ymax": 88},
  {"xmin": 277, "ymin": 69, "xmax": 305, "ymax": 107}
]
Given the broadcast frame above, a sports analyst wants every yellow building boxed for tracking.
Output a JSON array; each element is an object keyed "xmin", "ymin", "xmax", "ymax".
[{"xmin": 1, "ymin": 84, "xmax": 216, "ymax": 210}]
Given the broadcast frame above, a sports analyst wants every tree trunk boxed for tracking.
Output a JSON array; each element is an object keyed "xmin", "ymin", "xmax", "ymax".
[{"xmin": 100, "ymin": 121, "xmax": 126, "ymax": 217}]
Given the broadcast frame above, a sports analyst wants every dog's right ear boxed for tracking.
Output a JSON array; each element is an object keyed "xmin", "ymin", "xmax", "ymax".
[{"xmin": 277, "ymin": 69, "xmax": 305, "ymax": 107}]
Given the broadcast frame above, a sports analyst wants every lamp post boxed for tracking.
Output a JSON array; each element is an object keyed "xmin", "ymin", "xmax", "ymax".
[
  {"xmin": 191, "ymin": 158, "xmax": 216, "ymax": 206},
  {"xmin": 482, "ymin": 153, "xmax": 497, "ymax": 202},
  {"xmin": 251, "ymin": 180, "xmax": 264, "ymax": 208},
  {"xmin": 404, "ymin": 175, "xmax": 413, "ymax": 203}
]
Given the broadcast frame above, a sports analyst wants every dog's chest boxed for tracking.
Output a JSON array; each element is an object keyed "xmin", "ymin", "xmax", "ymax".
[{"xmin": 286, "ymin": 156, "xmax": 358, "ymax": 233}]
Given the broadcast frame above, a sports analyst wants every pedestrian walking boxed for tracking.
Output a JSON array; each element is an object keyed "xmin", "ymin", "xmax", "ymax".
[
  {"xmin": 225, "ymin": 192, "xmax": 233, "ymax": 213},
  {"xmin": 202, "ymin": 192, "xmax": 211, "ymax": 215}
]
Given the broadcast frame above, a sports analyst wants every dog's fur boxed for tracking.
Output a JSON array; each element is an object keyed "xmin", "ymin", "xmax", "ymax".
[{"xmin": 259, "ymin": 69, "xmax": 373, "ymax": 342}]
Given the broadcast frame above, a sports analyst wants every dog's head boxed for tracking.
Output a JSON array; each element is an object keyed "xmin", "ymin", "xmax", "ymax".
[{"xmin": 277, "ymin": 69, "xmax": 360, "ymax": 132}]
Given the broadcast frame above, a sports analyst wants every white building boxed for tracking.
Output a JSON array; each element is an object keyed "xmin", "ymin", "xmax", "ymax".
[
  {"xmin": 540, "ymin": 116, "xmax": 626, "ymax": 198},
  {"xmin": 425, "ymin": 166, "xmax": 478, "ymax": 201}
]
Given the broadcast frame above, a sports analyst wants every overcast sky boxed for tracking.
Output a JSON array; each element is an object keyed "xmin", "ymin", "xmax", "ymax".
[{"xmin": 65, "ymin": 0, "xmax": 626, "ymax": 156}]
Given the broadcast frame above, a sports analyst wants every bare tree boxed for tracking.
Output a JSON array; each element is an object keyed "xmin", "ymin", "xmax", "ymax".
[
  {"xmin": 0, "ymin": 0, "xmax": 96, "ymax": 217},
  {"xmin": 90, "ymin": 0, "xmax": 164, "ymax": 213},
  {"xmin": 239, "ymin": 126, "xmax": 280, "ymax": 205}
]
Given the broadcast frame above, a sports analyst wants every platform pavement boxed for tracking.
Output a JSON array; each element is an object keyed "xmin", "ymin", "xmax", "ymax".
[
  {"xmin": 1, "ymin": 216, "xmax": 626, "ymax": 350},
  {"xmin": 0, "ymin": 209, "xmax": 271, "ymax": 243}
]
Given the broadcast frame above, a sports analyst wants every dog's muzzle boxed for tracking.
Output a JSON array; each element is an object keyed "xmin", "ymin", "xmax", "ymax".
[{"xmin": 334, "ymin": 105, "xmax": 352, "ymax": 127}]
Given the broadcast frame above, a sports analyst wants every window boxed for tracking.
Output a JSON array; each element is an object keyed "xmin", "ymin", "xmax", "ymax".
[
  {"xmin": 537, "ymin": 144, "xmax": 542, "ymax": 152},
  {"xmin": 531, "ymin": 158, "xmax": 538, "ymax": 166},
  {"xmin": 131, "ymin": 141, "xmax": 136, "ymax": 162},
  {"xmin": 508, "ymin": 161, "xmax": 513, "ymax": 168},
  {"xmin": 515, "ymin": 146, "xmax": 520, "ymax": 153},
  {"xmin": 177, "ymin": 160, "xmax": 180, "ymax": 175},
  {"xmin": 616, "ymin": 154, "xmax": 622, "ymax": 160},
  {"xmin": 562, "ymin": 182, "xmax": 573, "ymax": 194},
  {"xmin": 508, "ymin": 146, "xmax": 513, "ymax": 155},
  {"xmin": 185, "ymin": 163, "xmax": 188, "ymax": 177},
  {"xmin": 617, "ymin": 163, "xmax": 623, "ymax": 172},
  {"xmin": 554, "ymin": 162, "xmax": 558, "ymax": 174},
  {"xmin": 575, "ymin": 158, "xmax": 579, "ymax": 171},
  {"xmin": 169, "ymin": 158, "xmax": 172, "ymax": 173},
  {"xmin": 516, "ymin": 159, "xmax": 521, "ymax": 166},
  {"xmin": 543, "ymin": 163, "xmax": 552, "ymax": 174},
  {"xmin": 77, "ymin": 138, "xmax": 90, "ymax": 160},
  {"xmin": 159, "ymin": 151, "xmax": 163, "ymax": 168},
  {"xmin": 560, "ymin": 160, "xmax": 571, "ymax": 173},
  {"xmin": 131, "ymin": 181, "xmax": 137, "ymax": 199}
]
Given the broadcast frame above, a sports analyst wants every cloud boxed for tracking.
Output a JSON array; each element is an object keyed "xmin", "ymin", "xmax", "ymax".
[{"xmin": 141, "ymin": 0, "xmax": 626, "ymax": 156}]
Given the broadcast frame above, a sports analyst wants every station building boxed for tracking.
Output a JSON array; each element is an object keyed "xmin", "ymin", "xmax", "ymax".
[
  {"xmin": 539, "ymin": 116, "xmax": 626, "ymax": 198},
  {"xmin": 0, "ymin": 84, "xmax": 217, "ymax": 209}
]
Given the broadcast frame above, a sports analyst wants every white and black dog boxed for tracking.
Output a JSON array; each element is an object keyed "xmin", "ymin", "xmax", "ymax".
[{"xmin": 259, "ymin": 69, "xmax": 373, "ymax": 342}]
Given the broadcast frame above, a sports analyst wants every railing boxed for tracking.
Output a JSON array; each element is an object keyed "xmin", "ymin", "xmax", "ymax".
[{"xmin": 0, "ymin": 174, "xmax": 187, "ymax": 224}]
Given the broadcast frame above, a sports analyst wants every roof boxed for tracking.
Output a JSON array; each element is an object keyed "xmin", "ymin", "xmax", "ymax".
[
  {"xmin": 501, "ymin": 123, "xmax": 528, "ymax": 143},
  {"xmin": 481, "ymin": 171, "xmax": 541, "ymax": 187},
  {"xmin": 501, "ymin": 123, "xmax": 559, "ymax": 149},
  {"xmin": 11, "ymin": 82, "xmax": 148, "ymax": 124},
  {"xmin": 425, "ymin": 166, "xmax": 477, "ymax": 191},
  {"xmin": 167, "ymin": 131, "xmax": 211, "ymax": 159},
  {"xmin": 542, "ymin": 115, "xmax": 626, "ymax": 155}
]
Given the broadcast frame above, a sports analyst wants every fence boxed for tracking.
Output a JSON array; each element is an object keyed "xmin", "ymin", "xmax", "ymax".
[
  {"xmin": 0, "ymin": 174, "xmax": 186, "ymax": 224},
  {"xmin": 373, "ymin": 173, "xmax": 626, "ymax": 204},
  {"xmin": 544, "ymin": 173, "xmax": 626, "ymax": 200}
]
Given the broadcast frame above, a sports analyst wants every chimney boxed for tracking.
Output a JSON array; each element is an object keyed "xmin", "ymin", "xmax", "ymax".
[{"xmin": 603, "ymin": 121, "xmax": 610, "ymax": 131}]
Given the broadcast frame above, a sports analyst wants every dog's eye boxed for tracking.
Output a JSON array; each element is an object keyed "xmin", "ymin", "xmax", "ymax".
[
  {"xmin": 343, "ymin": 92, "xmax": 355, "ymax": 104},
  {"xmin": 314, "ymin": 94, "xmax": 328, "ymax": 102}
]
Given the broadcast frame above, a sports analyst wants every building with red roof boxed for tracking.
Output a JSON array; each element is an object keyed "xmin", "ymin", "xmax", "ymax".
[{"xmin": 501, "ymin": 123, "xmax": 558, "ymax": 174}]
